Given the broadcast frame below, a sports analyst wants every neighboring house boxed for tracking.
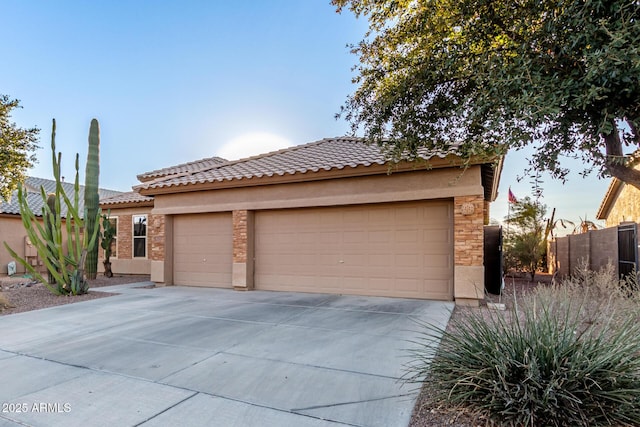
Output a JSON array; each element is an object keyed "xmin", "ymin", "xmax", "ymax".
[
  {"xmin": 119, "ymin": 137, "xmax": 502, "ymax": 306},
  {"xmin": 596, "ymin": 177, "xmax": 640, "ymax": 226},
  {"xmin": 0, "ymin": 177, "xmax": 123, "ymax": 275},
  {"xmin": 550, "ymin": 176, "xmax": 640, "ymax": 280}
]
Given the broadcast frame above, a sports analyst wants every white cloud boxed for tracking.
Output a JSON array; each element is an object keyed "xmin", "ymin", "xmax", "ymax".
[{"xmin": 216, "ymin": 132, "xmax": 294, "ymax": 160}]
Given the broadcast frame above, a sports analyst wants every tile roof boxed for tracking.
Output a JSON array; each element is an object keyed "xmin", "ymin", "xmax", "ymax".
[
  {"xmin": 100, "ymin": 191, "xmax": 154, "ymax": 207},
  {"xmin": 0, "ymin": 177, "xmax": 124, "ymax": 218},
  {"xmin": 135, "ymin": 137, "xmax": 461, "ymax": 192},
  {"xmin": 137, "ymin": 156, "xmax": 228, "ymax": 182}
]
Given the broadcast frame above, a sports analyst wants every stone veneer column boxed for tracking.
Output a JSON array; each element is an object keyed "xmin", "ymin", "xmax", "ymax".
[
  {"xmin": 232, "ymin": 210, "xmax": 254, "ymax": 290},
  {"xmin": 454, "ymin": 195, "xmax": 485, "ymax": 306},
  {"xmin": 150, "ymin": 214, "xmax": 173, "ymax": 286},
  {"xmin": 150, "ymin": 214, "xmax": 165, "ymax": 262}
]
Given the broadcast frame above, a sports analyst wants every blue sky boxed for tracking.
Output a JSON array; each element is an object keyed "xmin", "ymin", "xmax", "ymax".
[{"xmin": 2, "ymin": 1, "xmax": 612, "ymax": 232}]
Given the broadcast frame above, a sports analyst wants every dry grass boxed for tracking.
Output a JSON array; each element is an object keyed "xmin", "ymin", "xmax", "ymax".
[
  {"xmin": 409, "ymin": 274, "xmax": 550, "ymax": 427},
  {"xmin": 409, "ymin": 269, "xmax": 640, "ymax": 426}
]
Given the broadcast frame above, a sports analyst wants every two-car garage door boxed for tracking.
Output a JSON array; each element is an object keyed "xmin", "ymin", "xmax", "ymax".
[
  {"xmin": 255, "ymin": 201, "xmax": 453, "ymax": 300},
  {"xmin": 172, "ymin": 201, "xmax": 453, "ymax": 299}
]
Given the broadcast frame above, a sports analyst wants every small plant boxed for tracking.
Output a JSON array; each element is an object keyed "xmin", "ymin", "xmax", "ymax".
[{"xmin": 406, "ymin": 269, "xmax": 640, "ymax": 426}]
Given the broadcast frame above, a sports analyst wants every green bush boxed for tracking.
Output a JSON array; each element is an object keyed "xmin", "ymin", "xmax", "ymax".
[{"xmin": 407, "ymin": 268, "xmax": 640, "ymax": 426}]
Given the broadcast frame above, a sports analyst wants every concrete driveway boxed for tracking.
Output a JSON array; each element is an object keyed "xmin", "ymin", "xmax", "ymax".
[{"xmin": 0, "ymin": 282, "xmax": 453, "ymax": 427}]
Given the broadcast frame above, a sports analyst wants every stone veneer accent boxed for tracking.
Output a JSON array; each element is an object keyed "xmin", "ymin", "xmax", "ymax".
[
  {"xmin": 232, "ymin": 210, "xmax": 254, "ymax": 290},
  {"xmin": 454, "ymin": 196, "xmax": 485, "ymax": 266},
  {"xmin": 117, "ymin": 214, "xmax": 133, "ymax": 259},
  {"xmin": 150, "ymin": 214, "xmax": 165, "ymax": 262},
  {"xmin": 453, "ymin": 195, "xmax": 485, "ymax": 305},
  {"xmin": 233, "ymin": 210, "xmax": 248, "ymax": 263}
]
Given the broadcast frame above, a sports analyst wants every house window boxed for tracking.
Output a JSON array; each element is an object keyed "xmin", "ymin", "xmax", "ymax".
[
  {"xmin": 108, "ymin": 217, "xmax": 118, "ymax": 259},
  {"xmin": 133, "ymin": 214, "xmax": 147, "ymax": 258}
]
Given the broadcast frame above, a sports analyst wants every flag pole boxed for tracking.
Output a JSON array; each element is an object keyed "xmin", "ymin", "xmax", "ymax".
[{"xmin": 503, "ymin": 187, "xmax": 517, "ymax": 295}]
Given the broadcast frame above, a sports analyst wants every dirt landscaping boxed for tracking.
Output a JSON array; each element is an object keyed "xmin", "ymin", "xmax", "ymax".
[{"xmin": 0, "ymin": 274, "xmax": 151, "ymax": 316}]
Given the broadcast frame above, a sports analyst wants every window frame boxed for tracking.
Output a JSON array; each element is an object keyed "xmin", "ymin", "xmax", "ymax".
[{"xmin": 132, "ymin": 214, "xmax": 147, "ymax": 259}]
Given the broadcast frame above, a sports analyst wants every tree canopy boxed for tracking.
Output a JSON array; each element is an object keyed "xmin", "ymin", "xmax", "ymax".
[
  {"xmin": 0, "ymin": 95, "xmax": 39, "ymax": 201},
  {"xmin": 333, "ymin": 0, "xmax": 640, "ymax": 187}
]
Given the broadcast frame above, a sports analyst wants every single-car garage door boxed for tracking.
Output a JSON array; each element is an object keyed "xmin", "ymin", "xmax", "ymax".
[
  {"xmin": 255, "ymin": 201, "xmax": 453, "ymax": 300},
  {"xmin": 173, "ymin": 213, "xmax": 233, "ymax": 287}
]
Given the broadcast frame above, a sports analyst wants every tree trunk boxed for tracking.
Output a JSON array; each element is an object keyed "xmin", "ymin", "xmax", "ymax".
[
  {"xmin": 603, "ymin": 124, "xmax": 640, "ymax": 190},
  {"xmin": 103, "ymin": 261, "xmax": 113, "ymax": 278}
]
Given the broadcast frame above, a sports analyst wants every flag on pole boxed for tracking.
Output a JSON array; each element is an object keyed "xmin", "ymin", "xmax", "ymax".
[{"xmin": 508, "ymin": 187, "xmax": 517, "ymax": 204}]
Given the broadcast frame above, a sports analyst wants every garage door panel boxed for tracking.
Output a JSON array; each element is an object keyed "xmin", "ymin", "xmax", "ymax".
[
  {"xmin": 255, "ymin": 201, "xmax": 453, "ymax": 300},
  {"xmin": 173, "ymin": 213, "xmax": 232, "ymax": 288}
]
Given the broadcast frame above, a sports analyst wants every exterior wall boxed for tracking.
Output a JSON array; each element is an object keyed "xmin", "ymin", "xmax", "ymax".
[
  {"xmin": 98, "ymin": 206, "xmax": 154, "ymax": 276},
  {"xmin": 549, "ymin": 226, "xmax": 619, "ymax": 277},
  {"xmin": 151, "ymin": 167, "xmax": 485, "ymax": 215},
  {"xmin": 0, "ymin": 215, "xmax": 43, "ymax": 275},
  {"xmin": 605, "ymin": 183, "xmax": 640, "ymax": 227},
  {"xmin": 0, "ymin": 215, "xmax": 69, "ymax": 276},
  {"xmin": 569, "ymin": 233, "xmax": 590, "ymax": 270},
  {"xmin": 590, "ymin": 227, "xmax": 619, "ymax": 271},
  {"xmin": 453, "ymin": 195, "xmax": 485, "ymax": 305},
  {"xmin": 151, "ymin": 166, "xmax": 487, "ymax": 304}
]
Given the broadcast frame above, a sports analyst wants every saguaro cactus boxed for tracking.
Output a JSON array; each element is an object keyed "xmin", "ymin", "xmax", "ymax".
[{"xmin": 84, "ymin": 119, "xmax": 100, "ymax": 279}]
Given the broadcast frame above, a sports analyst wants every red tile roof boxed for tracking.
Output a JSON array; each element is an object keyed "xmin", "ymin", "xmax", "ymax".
[
  {"xmin": 135, "ymin": 137, "xmax": 460, "ymax": 192},
  {"xmin": 100, "ymin": 191, "xmax": 154, "ymax": 207},
  {"xmin": 0, "ymin": 177, "xmax": 123, "ymax": 217},
  {"xmin": 137, "ymin": 156, "xmax": 228, "ymax": 182}
]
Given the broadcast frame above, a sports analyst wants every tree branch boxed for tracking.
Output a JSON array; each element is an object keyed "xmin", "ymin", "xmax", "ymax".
[{"xmin": 604, "ymin": 129, "xmax": 640, "ymax": 189}]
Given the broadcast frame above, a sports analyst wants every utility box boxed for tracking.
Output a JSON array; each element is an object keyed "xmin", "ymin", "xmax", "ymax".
[
  {"xmin": 7, "ymin": 261, "xmax": 16, "ymax": 276},
  {"xmin": 24, "ymin": 237, "xmax": 38, "ymax": 257}
]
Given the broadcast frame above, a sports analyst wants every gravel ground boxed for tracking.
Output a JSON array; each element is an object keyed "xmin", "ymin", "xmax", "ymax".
[{"xmin": 0, "ymin": 274, "xmax": 151, "ymax": 316}]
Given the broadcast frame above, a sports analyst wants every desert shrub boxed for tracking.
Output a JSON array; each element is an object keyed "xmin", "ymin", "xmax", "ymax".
[{"xmin": 407, "ymin": 268, "xmax": 640, "ymax": 426}]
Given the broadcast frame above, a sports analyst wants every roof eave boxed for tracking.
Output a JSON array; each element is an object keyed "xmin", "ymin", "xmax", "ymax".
[
  {"xmin": 136, "ymin": 164, "xmax": 395, "ymax": 196},
  {"xmin": 136, "ymin": 154, "xmax": 497, "ymax": 197},
  {"xmin": 596, "ymin": 178, "xmax": 623, "ymax": 220},
  {"xmin": 485, "ymin": 154, "xmax": 504, "ymax": 202},
  {"xmin": 100, "ymin": 200, "xmax": 155, "ymax": 209}
]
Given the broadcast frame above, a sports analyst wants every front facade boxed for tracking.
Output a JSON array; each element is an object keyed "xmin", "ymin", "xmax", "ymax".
[
  {"xmin": 99, "ymin": 192, "xmax": 156, "ymax": 275},
  {"xmin": 133, "ymin": 138, "xmax": 502, "ymax": 306}
]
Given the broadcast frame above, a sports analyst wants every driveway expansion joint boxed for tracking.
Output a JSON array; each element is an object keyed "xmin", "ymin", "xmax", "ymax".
[{"xmin": 291, "ymin": 392, "xmax": 416, "ymax": 412}]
